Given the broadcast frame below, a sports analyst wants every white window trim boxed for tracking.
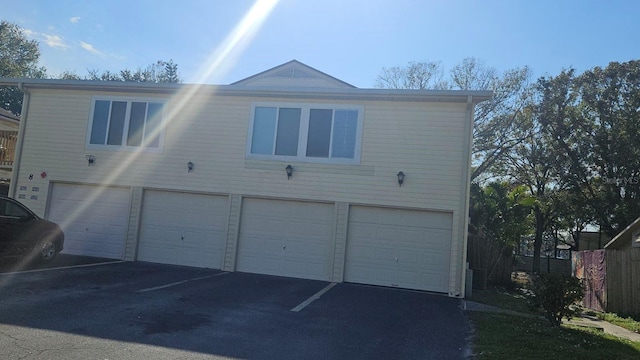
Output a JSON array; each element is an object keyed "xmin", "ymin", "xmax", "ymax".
[
  {"xmin": 85, "ymin": 96, "xmax": 166, "ymax": 153},
  {"xmin": 246, "ymin": 102, "xmax": 364, "ymax": 164}
]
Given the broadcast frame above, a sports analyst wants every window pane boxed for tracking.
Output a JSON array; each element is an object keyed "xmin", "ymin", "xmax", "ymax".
[
  {"xmin": 145, "ymin": 103, "xmax": 163, "ymax": 148},
  {"xmin": 306, "ymin": 109, "xmax": 332, "ymax": 157},
  {"xmin": 275, "ymin": 108, "xmax": 301, "ymax": 156},
  {"xmin": 331, "ymin": 110, "xmax": 358, "ymax": 158},
  {"xmin": 0, "ymin": 199, "xmax": 8, "ymax": 216},
  {"xmin": 107, "ymin": 101, "xmax": 127, "ymax": 145},
  {"xmin": 4, "ymin": 201, "xmax": 29, "ymax": 217},
  {"xmin": 127, "ymin": 102, "xmax": 146, "ymax": 146},
  {"xmin": 251, "ymin": 107, "xmax": 277, "ymax": 154},
  {"xmin": 90, "ymin": 100, "xmax": 110, "ymax": 144}
]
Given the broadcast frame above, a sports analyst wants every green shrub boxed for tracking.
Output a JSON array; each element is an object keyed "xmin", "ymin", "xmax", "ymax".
[{"xmin": 529, "ymin": 273, "xmax": 584, "ymax": 327}]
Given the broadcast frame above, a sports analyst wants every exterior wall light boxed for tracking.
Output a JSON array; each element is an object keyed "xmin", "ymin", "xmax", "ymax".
[
  {"xmin": 397, "ymin": 171, "xmax": 405, "ymax": 186},
  {"xmin": 187, "ymin": 161, "xmax": 194, "ymax": 172},
  {"xmin": 86, "ymin": 155, "xmax": 95, "ymax": 166},
  {"xmin": 285, "ymin": 164, "xmax": 293, "ymax": 180}
]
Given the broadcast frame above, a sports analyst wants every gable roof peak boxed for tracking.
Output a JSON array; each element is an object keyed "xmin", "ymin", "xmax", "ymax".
[{"xmin": 231, "ymin": 60, "xmax": 356, "ymax": 89}]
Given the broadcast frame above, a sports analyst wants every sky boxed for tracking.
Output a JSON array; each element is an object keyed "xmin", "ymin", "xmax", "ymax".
[{"xmin": 3, "ymin": 0, "xmax": 639, "ymax": 88}]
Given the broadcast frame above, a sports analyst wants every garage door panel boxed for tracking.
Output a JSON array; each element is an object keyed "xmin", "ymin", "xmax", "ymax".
[
  {"xmin": 49, "ymin": 184, "xmax": 129, "ymax": 259},
  {"xmin": 396, "ymin": 270, "xmax": 420, "ymax": 286},
  {"xmin": 346, "ymin": 225, "xmax": 378, "ymax": 242},
  {"xmin": 349, "ymin": 207, "xmax": 452, "ymax": 230},
  {"xmin": 236, "ymin": 198, "xmax": 333, "ymax": 281},
  {"xmin": 345, "ymin": 206, "xmax": 452, "ymax": 293},
  {"xmin": 137, "ymin": 191, "xmax": 227, "ymax": 269},
  {"xmin": 283, "ymin": 259, "xmax": 325, "ymax": 276},
  {"xmin": 419, "ymin": 229, "xmax": 452, "ymax": 250}
]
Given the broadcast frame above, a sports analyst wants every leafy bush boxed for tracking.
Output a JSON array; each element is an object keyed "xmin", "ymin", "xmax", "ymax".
[{"xmin": 529, "ymin": 273, "xmax": 584, "ymax": 327}]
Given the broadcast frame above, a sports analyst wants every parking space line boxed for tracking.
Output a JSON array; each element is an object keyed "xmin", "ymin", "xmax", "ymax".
[
  {"xmin": 137, "ymin": 272, "xmax": 229, "ymax": 293},
  {"xmin": 0, "ymin": 260, "xmax": 126, "ymax": 276},
  {"xmin": 291, "ymin": 282, "xmax": 337, "ymax": 312}
]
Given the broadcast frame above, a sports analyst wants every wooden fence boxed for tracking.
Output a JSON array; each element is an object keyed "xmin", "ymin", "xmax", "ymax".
[
  {"xmin": 606, "ymin": 248, "xmax": 640, "ymax": 315},
  {"xmin": 514, "ymin": 255, "xmax": 572, "ymax": 276},
  {"xmin": 574, "ymin": 248, "xmax": 640, "ymax": 315}
]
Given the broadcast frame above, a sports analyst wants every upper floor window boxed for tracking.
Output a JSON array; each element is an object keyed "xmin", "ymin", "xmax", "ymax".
[
  {"xmin": 87, "ymin": 98, "xmax": 165, "ymax": 150},
  {"xmin": 247, "ymin": 103, "xmax": 363, "ymax": 164}
]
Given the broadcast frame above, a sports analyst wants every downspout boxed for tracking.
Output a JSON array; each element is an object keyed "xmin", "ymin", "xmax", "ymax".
[
  {"xmin": 457, "ymin": 95, "xmax": 474, "ymax": 298},
  {"xmin": 9, "ymin": 83, "xmax": 29, "ymax": 198}
]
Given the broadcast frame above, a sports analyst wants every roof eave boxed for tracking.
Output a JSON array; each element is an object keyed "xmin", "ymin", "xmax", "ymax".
[
  {"xmin": 604, "ymin": 216, "xmax": 640, "ymax": 249},
  {"xmin": 0, "ymin": 78, "xmax": 492, "ymax": 103}
]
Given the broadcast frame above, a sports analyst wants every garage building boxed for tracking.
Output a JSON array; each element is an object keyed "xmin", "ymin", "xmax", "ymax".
[{"xmin": 1, "ymin": 60, "xmax": 490, "ymax": 297}]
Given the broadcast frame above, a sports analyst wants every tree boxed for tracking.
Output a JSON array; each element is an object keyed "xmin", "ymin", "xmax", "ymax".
[
  {"xmin": 0, "ymin": 20, "xmax": 47, "ymax": 115},
  {"xmin": 375, "ymin": 61, "xmax": 448, "ymax": 90},
  {"xmin": 375, "ymin": 58, "xmax": 535, "ymax": 182},
  {"xmin": 80, "ymin": 59, "xmax": 181, "ymax": 83},
  {"xmin": 157, "ymin": 59, "xmax": 179, "ymax": 83},
  {"xmin": 497, "ymin": 104, "xmax": 567, "ymax": 273},
  {"xmin": 450, "ymin": 57, "xmax": 496, "ymax": 91},
  {"xmin": 469, "ymin": 66, "xmax": 534, "ymax": 181},
  {"xmin": 468, "ymin": 182, "xmax": 533, "ymax": 285},
  {"xmin": 58, "ymin": 70, "xmax": 82, "ymax": 80},
  {"xmin": 553, "ymin": 188, "xmax": 595, "ymax": 251},
  {"xmin": 537, "ymin": 61, "xmax": 640, "ymax": 238}
]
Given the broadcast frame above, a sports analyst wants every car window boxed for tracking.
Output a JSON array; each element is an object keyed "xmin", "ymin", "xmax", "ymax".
[{"xmin": 0, "ymin": 199, "xmax": 30, "ymax": 218}]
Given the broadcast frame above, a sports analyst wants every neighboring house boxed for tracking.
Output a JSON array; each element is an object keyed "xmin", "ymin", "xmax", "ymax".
[
  {"xmin": 573, "ymin": 218, "xmax": 640, "ymax": 315},
  {"xmin": 577, "ymin": 231, "xmax": 611, "ymax": 251},
  {"xmin": 0, "ymin": 60, "xmax": 491, "ymax": 297},
  {"xmin": 0, "ymin": 107, "xmax": 19, "ymax": 130},
  {"xmin": 0, "ymin": 108, "xmax": 19, "ymax": 195},
  {"xmin": 605, "ymin": 217, "xmax": 640, "ymax": 250}
]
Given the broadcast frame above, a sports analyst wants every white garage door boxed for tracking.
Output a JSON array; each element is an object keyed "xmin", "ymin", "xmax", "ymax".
[
  {"xmin": 48, "ymin": 183, "xmax": 130, "ymax": 259},
  {"xmin": 236, "ymin": 198, "xmax": 334, "ymax": 281},
  {"xmin": 137, "ymin": 190, "xmax": 228, "ymax": 268},
  {"xmin": 344, "ymin": 206, "xmax": 452, "ymax": 293}
]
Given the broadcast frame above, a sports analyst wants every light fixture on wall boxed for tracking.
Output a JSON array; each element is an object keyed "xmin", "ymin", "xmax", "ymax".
[
  {"xmin": 285, "ymin": 164, "xmax": 293, "ymax": 180},
  {"xmin": 397, "ymin": 171, "xmax": 405, "ymax": 187},
  {"xmin": 86, "ymin": 155, "xmax": 95, "ymax": 166},
  {"xmin": 187, "ymin": 161, "xmax": 194, "ymax": 173}
]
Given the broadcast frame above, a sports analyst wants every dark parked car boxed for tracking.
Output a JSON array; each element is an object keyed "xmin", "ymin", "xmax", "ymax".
[{"xmin": 0, "ymin": 196, "xmax": 64, "ymax": 262}]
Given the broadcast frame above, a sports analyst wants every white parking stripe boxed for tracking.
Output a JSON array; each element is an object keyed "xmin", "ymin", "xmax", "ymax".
[
  {"xmin": 137, "ymin": 272, "xmax": 228, "ymax": 293},
  {"xmin": 0, "ymin": 260, "xmax": 126, "ymax": 276},
  {"xmin": 291, "ymin": 282, "xmax": 337, "ymax": 312}
]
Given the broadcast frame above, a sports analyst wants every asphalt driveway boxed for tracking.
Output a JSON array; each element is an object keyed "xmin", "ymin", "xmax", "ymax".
[{"xmin": 0, "ymin": 259, "xmax": 470, "ymax": 360}]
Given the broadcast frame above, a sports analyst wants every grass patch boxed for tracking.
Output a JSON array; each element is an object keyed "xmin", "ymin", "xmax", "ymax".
[
  {"xmin": 469, "ymin": 312, "xmax": 640, "ymax": 359},
  {"xmin": 595, "ymin": 313, "xmax": 640, "ymax": 334},
  {"xmin": 470, "ymin": 288, "xmax": 535, "ymax": 315}
]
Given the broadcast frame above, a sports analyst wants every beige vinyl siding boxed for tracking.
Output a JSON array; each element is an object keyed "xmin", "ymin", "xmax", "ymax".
[
  {"xmin": 234, "ymin": 77, "xmax": 349, "ymax": 88},
  {"xmin": 18, "ymin": 90, "xmax": 467, "ymax": 213}
]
